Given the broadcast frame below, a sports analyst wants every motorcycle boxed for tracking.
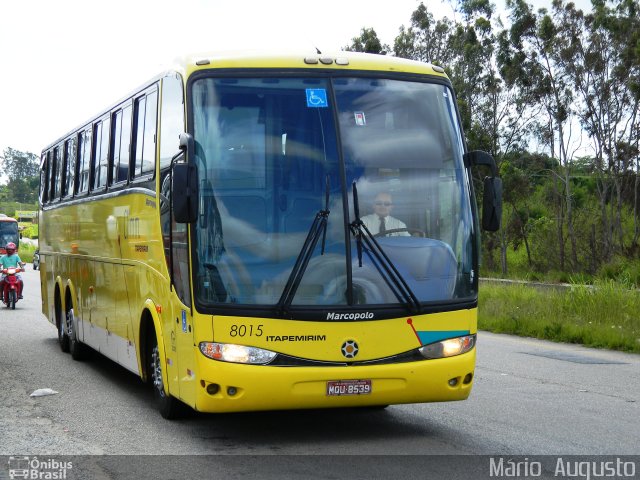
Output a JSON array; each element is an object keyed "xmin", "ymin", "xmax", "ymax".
[{"xmin": 2, "ymin": 266, "xmax": 22, "ymax": 309}]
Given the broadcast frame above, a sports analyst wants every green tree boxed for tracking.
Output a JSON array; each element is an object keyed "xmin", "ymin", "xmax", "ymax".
[
  {"xmin": 0, "ymin": 147, "xmax": 40, "ymax": 204},
  {"xmin": 344, "ymin": 28, "xmax": 389, "ymax": 54},
  {"xmin": 1, "ymin": 147, "xmax": 39, "ymax": 180},
  {"xmin": 500, "ymin": 152, "xmax": 554, "ymax": 268},
  {"xmin": 563, "ymin": 0, "xmax": 640, "ymax": 258},
  {"xmin": 393, "ymin": 3, "xmax": 454, "ymax": 65},
  {"xmin": 500, "ymin": 0, "xmax": 581, "ymax": 271}
]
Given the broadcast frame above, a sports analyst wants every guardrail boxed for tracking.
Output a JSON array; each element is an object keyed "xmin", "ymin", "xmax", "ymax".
[
  {"xmin": 481, "ymin": 278, "xmax": 640, "ymax": 293},
  {"xmin": 479, "ymin": 278, "xmax": 586, "ymax": 292}
]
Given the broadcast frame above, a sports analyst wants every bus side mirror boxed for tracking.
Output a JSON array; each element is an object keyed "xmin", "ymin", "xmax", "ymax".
[
  {"xmin": 172, "ymin": 133, "xmax": 199, "ymax": 223},
  {"xmin": 173, "ymin": 163, "xmax": 199, "ymax": 223},
  {"xmin": 482, "ymin": 176, "xmax": 502, "ymax": 232},
  {"xmin": 464, "ymin": 150, "xmax": 503, "ymax": 232}
]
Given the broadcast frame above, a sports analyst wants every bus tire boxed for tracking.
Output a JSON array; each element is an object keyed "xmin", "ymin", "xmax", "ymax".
[
  {"xmin": 149, "ymin": 332, "xmax": 181, "ymax": 419},
  {"xmin": 67, "ymin": 308, "xmax": 89, "ymax": 361},
  {"xmin": 57, "ymin": 307, "xmax": 70, "ymax": 352}
]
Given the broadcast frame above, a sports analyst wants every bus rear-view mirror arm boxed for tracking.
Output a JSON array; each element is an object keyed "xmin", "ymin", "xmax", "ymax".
[
  {"xmin": 464, "ymin": 150, "xmax": 503, "ymax": 232},
  {"xmin": 172, "ymin": 133, "xmax": 199, "ymax": 223}
]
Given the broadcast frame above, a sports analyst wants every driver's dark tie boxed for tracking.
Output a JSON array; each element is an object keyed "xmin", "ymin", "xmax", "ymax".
[{"xmin": 379, "ymin": 216, "xmax": 386, "ymax": 234}]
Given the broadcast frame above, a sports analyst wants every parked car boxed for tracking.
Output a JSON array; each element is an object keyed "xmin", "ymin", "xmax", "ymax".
[{"xmin": 32, "ymin": 249, "xmax": 39, "ymax": 270}]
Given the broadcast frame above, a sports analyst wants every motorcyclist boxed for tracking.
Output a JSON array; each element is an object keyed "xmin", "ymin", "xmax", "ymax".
[{"xmin": 0, "ymin": 242, "xmax": 25, "ymax": 299}]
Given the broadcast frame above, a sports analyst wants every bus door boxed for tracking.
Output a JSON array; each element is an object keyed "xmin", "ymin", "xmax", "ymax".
[{"xmin": 160, "ymin": 170, "xmax": 196, "ymax": 404}]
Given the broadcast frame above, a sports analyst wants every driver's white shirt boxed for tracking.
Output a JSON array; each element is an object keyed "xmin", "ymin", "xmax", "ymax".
[{"xmin": 361, "ymin": 214, "xmax": 410, "ymax": 236}]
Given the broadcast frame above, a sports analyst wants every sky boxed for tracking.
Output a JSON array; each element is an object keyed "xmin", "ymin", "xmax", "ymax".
[
  {"xmin": 0, "ymin": 0, "xmax": 437, "ymax": 157},
  {"xmin": 0, "ymin": 0, "xmax": 591, "ymax": 159}
]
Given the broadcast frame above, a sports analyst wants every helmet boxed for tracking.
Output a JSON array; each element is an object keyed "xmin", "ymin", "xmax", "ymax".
[{"xmin": 5, "ymin": 242, "xmax": 16, "ymax": 252}]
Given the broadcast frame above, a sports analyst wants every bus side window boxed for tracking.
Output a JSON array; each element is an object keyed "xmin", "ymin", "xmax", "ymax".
[
  {"xmin": 111, "ymin": 110, "xmax": 122, "ymax": 185},
  {"xmin": 51, "ymin": 145, "xmax": 63, "ymax": 201},
  {"xmin": 159, "ymin": 73, "xmax": 184, "ymax": 170},
  {"xmin": 111, "ymin": 103, "xmax": 132, "ymax": 184},
  {"xmin": 77, "ymin": 128, "xmax": 92, "ymax": 194},
  {"xmin": 40, "ymin": 151, "xmax": 50, "ymax": 204},
  {"xmin": 60, "ymin": 143, "xmax": 68, "ymax": 199},
  {"xmin": 132, "ymin": 88, "xmax": 158, "ymax": 180},
  {"xmin": 50, "ymin": 146, "xmax": 58, "ymax": 200},
  {"xmin": 63, "ymin": 137, "xmax": 76, "ymax": 198},
  {"xmin": 91, "ymin": 121, "xmax": 103, "ymax": 192},
  {"xmin": 92, "ymin": 115, "xmax": 110, "ymax": 191}
]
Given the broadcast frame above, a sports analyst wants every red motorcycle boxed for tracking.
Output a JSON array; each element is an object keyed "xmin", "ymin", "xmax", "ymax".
[{"xmin": 2, "ymin": 266, "xmax": 22, "ymax": 309}]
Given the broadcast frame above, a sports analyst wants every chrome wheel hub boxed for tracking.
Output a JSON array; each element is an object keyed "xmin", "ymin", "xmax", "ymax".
[
  {"xmin": 66, "ymin": 309, "xmax": 75, "ymax": 339},
  {"xmin": 151, "ymin": 345, "xmax": 165, "ymax": 396}
]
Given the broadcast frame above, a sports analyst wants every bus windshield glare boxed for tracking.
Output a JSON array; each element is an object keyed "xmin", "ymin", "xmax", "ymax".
[{"xmin": 191, "ymin": 76, "xmax": 476, "ymax": 312}]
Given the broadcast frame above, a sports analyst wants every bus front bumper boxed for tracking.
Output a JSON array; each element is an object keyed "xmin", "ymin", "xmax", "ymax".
[{"xmin": 193, "ymin": 350, "xmax": 476, "ymax": 413}]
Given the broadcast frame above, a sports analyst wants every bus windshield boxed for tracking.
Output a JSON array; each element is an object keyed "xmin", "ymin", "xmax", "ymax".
[
  {"xmin": 0, "ymin": 220, "xmax": 19, "ymax": 249},
  {"xmin": 191, "ymin": 76, "xmax": 475, "ymax": 312}
]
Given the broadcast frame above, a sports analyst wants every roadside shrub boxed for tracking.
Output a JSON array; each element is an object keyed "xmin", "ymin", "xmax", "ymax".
[
  {"xmin": 21, "ymin": 224, "xmax": 39, "ymax": 239},
  {"xmin": 16, "ymin": 242, "xmax": 35, "ymax": 263},
  {"xmin": 598, "ymin": 257, "xmax": 640, "ymax": 288},
  {"xmin": 479, "ymin": 280, "xmax": 640, "ymax": 353}
]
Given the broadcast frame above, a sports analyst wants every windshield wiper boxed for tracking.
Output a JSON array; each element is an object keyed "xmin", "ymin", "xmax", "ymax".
[
  {"xmin": 277, "ymin": 176, "xmax": 331, "ymax": 316},
  {"xmin": 349, "ymin": 181, "xmax": 421, "ymax": 314}
]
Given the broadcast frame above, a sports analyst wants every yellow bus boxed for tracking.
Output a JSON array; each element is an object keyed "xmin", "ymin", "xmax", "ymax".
[{"xmin": 39, "ymin": 52, "xmax": 502, "ymax": 418}]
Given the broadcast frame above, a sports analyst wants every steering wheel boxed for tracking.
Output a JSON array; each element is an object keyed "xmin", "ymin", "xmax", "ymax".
[{"xmin": 373, "ymin": 228, "xmax": 426, "ymax": 238}]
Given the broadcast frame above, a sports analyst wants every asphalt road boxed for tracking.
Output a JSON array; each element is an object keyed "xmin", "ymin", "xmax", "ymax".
[{"xmin": 0, "ymin": 267, "xmax": 638, "ymax": 479}]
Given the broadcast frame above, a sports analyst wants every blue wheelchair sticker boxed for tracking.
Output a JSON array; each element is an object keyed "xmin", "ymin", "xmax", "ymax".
[
  {"xmin": 182, "ymin": 310, "xmax": 187, "ymax": 333},
  {"xmin": 306, "ymin": 89, "xmax": 328, "ymax": 108}
]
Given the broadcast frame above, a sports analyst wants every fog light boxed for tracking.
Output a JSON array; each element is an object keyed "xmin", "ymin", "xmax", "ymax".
[
  {"xmin": 463, "ymin": 373, "xmax": 473, "ymax": 384},
  {"xmin": 227, "ymin": 386, "xmax": 238, "ymax": 396},
  {"xmin": 448, "ymin": 377, "xmax": 459, "ymax": 387},
  {"xmin": 206, "ymin": 383, "xmax": 220, "ymax": 395}
]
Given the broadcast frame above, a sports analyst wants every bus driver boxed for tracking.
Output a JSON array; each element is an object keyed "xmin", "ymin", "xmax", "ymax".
[{"xmin": 361, "ymin": 192, "xmax": 410, "ymax": 237}]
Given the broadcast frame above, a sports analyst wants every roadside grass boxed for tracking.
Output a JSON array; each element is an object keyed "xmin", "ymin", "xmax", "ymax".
[{"xmin": 478, "ymin": 280, "xmax": 640, "ymax": 353}]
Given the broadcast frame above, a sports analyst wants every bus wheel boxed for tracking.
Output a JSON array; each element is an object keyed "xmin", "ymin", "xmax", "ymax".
[
  {"xmin": 149, "ymin": 334, "xmax": 181, "ymax": 419},
  {"xmin": 58, "ymin": 309, "xmax": 70, "ymax": 353},
  {"xmin": 67, "ymin": 309, "xmax": 88, "ymax": 361}
]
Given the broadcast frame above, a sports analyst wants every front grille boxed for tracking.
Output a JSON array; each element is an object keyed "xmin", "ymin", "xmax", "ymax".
[{"xmin": 268, "ymin": 348, "xmax": 425, "ymax": 367}]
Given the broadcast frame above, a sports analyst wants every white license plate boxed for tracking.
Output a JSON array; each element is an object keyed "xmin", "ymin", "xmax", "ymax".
[{"xmin": 326, "ymin": 379, "xmax": 372, "ymax": 396}]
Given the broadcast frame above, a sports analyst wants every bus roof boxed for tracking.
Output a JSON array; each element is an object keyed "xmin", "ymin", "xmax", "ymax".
[{"xmin": 176, "ymin": 50, "xmax": 449, "ymax": 79}]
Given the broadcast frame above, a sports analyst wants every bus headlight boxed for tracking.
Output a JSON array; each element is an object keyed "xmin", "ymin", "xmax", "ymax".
[
  {"xmin": 199, "ymin": 342, "xmax": 277, "ymax": 365},
  {"xmin": 418, "ymin": 334, "xmax": 476, "ymax": 359}
]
